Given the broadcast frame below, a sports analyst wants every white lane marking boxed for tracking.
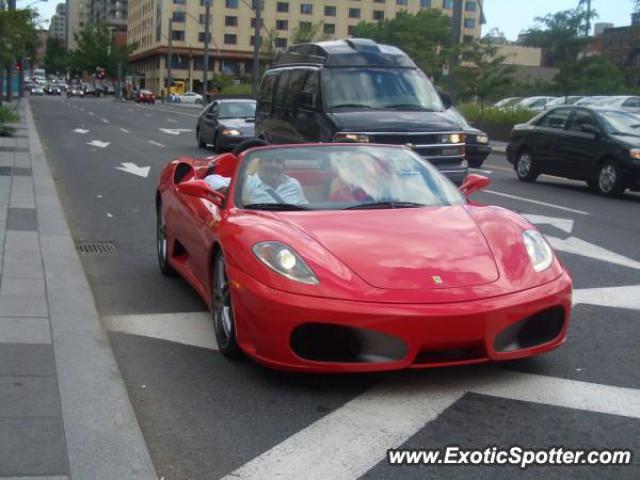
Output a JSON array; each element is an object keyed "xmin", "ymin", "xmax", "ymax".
[
  {"xmin": 115, "ymin": 162, "xmax": 150, "ymax": 178},
  {"xmin": 88, "ymin": 112, "xmax": 94, "ymax": 116},
  {"xmin": 522, "ymin": 214, "xmax": 574, "ymax": 234},
  {"xmin": 547, "ymin": 235, "xmax": 640, "ymax": 270},
  {"xmin": 101, "ymin": 118, "xmax": 110, "ymax": 124},
  {"xmin": 224, "ymin": 377, "xmax": 465, "ymax": 480},
  {"xmin": 485, "ymin": 190, "xmax": 589, "ymax": 215},
  {"xmin": 159, "ymin": 128, "xmax": 193, "ymax": 135},
  {"xmin": 573, "ymin": 285, "xmax": 640, "ymax": 310},
  {"xmin": 148, "ymin": 140, "xmax": 166, "ymax": 148},
  {"xmin": 167, "ymin": 118, "xmax": 177, "ymax": 123},
  {"xmin": 225, "ymin": 368, "xmax": 640, "ymax": 480},
  {"xmin": 86, "ymin": 140, "xmax": 110, "ymax": 148},
  {"xmin": 106, "ymin": 213, "xmax": 113, "ymax": 218},
  {"xmin": 103, "ymin": 312, "xmax": 216, "ymax": 350},
  {"xmin": 145, "ymin": 113, "xmax": 152, "ymax": 117},
  {"xmin": 97, "ymin": 195, "xmax": 103, "ymax": 199},
  {"xmin": 147, "ymin": 105, "xmax": 199, "ymax": 118},
  {"xmin": 128, "ymin": 109, "xmax": 133, "ymax": 112},
  {"xmin": 79, "ymin": 107, "xmax": 85, "ymax": 111},
  {"xmin": 73, "ymin": 128, "xmax": 89, "ymax": 134},
  {"xmin": 469, "ymin": 168, "xmax": 492, "ymax": 174},
  {"xmin": 483, "ymin": 163, "xmax": 514, "ymax": 173},
  {"xmin": 120, "ymin": 128, "xmax": 130, "ymax": 133}
]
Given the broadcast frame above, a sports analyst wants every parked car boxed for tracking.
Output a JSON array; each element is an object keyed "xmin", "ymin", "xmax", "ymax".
[
  {"xmin": 255, "ymin": 39, "xmax": 469, "ymax": 185},
  {"xmin": 493, "ymin": 97, "xmax": 523, "ymax": 109},
  {"xmin": 68, "ymin": 85, "xmax": 85, "ymax": 97},
  {"xmin": 506, "ymin": 106, "xmax": 640, "ymax": 196},
  {"xmin": 135, "ymin": 89, "xmax": 156, "ymax": 104},
  {"xmin": 156, "ymin": 142, "xmax": 572, "ymax": 370},
  {"xmin": 594, "ymin": 96, "xmax": 640, "ymax": 114},
  {"xmin": 197, "ymin": 98, "xmax": 256, "ymax": 152},
  {"xmin": 574, "ymin": 96, "xmax": 608, "ymax": 106},
  {"xmin": 545, "ymin": 96, "xmax": 585, "ymax": 108},
  {"xmin": 516, "ymin": 96, "xmax": 557, "ymax": 112},
  {"xmin": 177, "ymin": 91, "xmax": 204, "ymax": 104}
]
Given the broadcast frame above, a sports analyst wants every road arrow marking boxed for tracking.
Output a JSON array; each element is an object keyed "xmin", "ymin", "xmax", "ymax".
[
  {"xmin": 148, "ymin": 140, "xmax": 165, "ymax": 148},
  {"xmin": 159, "ymin": 128, "xmax": 193, "ymax": 135},
  {"xmin": 547, "ymin": 235, "xmax": 640, "ymax": 270},
  {"xmin": 167, "ymin": 118, "xmax": 177, "ymax": 123},
  {"xmin": 522, "ymin": 214, "xmax": 574, "ymax": 234},
  {"xmin": 573, "ymin": 285, "xmax": 640, "ymax": 310},
  {"xmin": 101, "ymin": 118, "xmax": 110, "ymax": 124},
  {"xmin": 115, "ymin": 162, "xmax": 150, "ymax": 178},
  {"xmin": 73, "ymin": 128, "xmax": 89, "ymax": 134},
  {"xmin": 88, "ymin": 112, "xmax": 94, "ymax": 116},
  {"xmin": 86, "ymin": 140, "xmax": 110, "ymax": 148},
  {"xmin": 120, "ymin": 128, "xmax": 130, "ymax": 133}
]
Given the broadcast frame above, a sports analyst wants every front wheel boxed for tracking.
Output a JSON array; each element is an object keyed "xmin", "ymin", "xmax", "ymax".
[
  {"xmin": 212, "ymin": 252, "xmax": 242, "ymax": 359},
  {"xmin": 157, "ymin": 204, "xmax": 176, "ymax": 276},
  {"xmin": 467, "ymin": 158, "xmax": 484, "ymax": 169},
  {"xmin": 596, "ymin": 160, "xmax": 625, "ymax": 197},
  {"xmin": 515, "ymin": 150, "xmax": 539, "ymax": 182},
  {"xmin": 197, "ymin": 129, "xmax": 206, "ymax": 148}
]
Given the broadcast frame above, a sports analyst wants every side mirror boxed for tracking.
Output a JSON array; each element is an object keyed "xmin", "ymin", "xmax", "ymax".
[
  {"xmin": 439, "ymin": 91, "xmax": 454, "ymax": 110},
  {"xmin": 580, "ymin": 124, "xmax": 600, "ymax": 135},
  {"xmin": 177, "ymin": 180, "xmax": 225, "ymax": 206},
  {"xmin": 459, "ymin": 174, "xmax": 490, "ymax": 197}
]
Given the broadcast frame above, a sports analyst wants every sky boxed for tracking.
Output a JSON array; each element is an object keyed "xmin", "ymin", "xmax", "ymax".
[{"xmin": 29, "ymin": 0, "xmax": 639, "ymax": 36}]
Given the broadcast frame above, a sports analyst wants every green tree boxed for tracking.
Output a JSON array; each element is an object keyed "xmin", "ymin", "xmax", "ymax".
[
  {"xmin": 44, "ymin": 37, "xmax": 68, "ymax": 76},
  {"xmin": 291, "ymin": 21, "xmax": 325, "ymax": 45},
  {"xmin": 454, "ymin": 39, "xmax": 515, "ymax": 112},
  {"xmin": 70, "ymin": 23, "xmax": 137, "ymax": 78},
  {"xmin": 557, "ymin": 56, "xmax": 625, "ymax": 95},
  {"xmin": 350, "ymin": 10, "xmax": 452, "ymax": 82},
  {"xmin": 0, "ymin": 6, "xmax": 38, "ymax": 68}
]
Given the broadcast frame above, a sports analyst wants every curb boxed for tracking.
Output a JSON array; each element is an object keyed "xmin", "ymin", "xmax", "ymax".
[{"xmin": 25, "ymin": 100, "xmax": 157, "ymax": 480}]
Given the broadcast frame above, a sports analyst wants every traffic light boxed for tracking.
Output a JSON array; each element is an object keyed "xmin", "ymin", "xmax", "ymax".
[{"xmin": 15, "ymin": 63, "xmax": 21, "ymax": 72}]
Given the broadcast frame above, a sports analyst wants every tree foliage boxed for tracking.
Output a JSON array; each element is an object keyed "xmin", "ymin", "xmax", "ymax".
[
  {"xmin": 0, "ymin": 6, "xmax": 38, "ymax": 66},
  {"xmin": 350, "ymin": 10, "xmax": 452, "ymax": 81},
  {"xmin": 556, "ymin": 56, "xmax": 625, "ymax": 95},
  {"xmin": 44, "ymin": 37, "xmax": 68, "ymax": 76},
  {"xmin": 291, "ymin": 22, "xmax": 327, "ymax": 45},
  {"xmin": 70, "ymin": 23, "xmax": 137, "ymax": 77}
]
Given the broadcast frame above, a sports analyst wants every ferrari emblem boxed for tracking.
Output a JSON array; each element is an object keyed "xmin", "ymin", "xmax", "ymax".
[{"xmin": 432, "ymin": 275, "xmax": 443, "ymax": 285}]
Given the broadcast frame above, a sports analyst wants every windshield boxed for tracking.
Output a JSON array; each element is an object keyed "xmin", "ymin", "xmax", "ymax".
[
  {"xmin": 235, "ymin": 145, "xmax": 463, "ymax": 210},
  {"xmin": 220, "ymin": 102, "xmax": 256, "ymax": 118},
  {"xmin": 323, "ymin": 68, "xmax": 444, "ymax": 111},
  {"xmin": 598, "ymin": 110, "xmax": 640, "ymax": 136}
]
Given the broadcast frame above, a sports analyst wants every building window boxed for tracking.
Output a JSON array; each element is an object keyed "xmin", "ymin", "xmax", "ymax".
[
  {"xmin": 225, "ymin": 0, "xmax": 238, "ymax": 8},
  {"xmin": 199, "ymin": 14, "xmax": 211, "ymax": 24},
  {"xmin": 463, "ymin": 35, "xmax": 474, "ymax": 43},
  {"xmin": 464, "ymin": 18, "xmax": 475, "ymax": 28},
  {"xmin": 348, "ymin": 25, "xmax": 355, "ymax": 35},
  {"xmin": 323, "ymin": 23, "xmax": 335, "ymax": 34},
  {"xmin": 251, "ymin": 18, "xmax": 264, "ymax": 28},
  {"xmin": 324, "ymin": 5, "xmax": 336, "ymax": 16},
  {"xmin": 199, "ymin": 32, "xmax": 211, "ymax": 42},
  {"xmin": 225, "ymin": 16, "xmax": 238, "ymax": 27},
  {"xmin": 171, "ymin": 30, "xmax": 185, "ymax": 40},
  {"xmin": 443, "ymin": 0, "xmax": 452, "ymax": 9},
  {"xmin": 277, "ymin": 2, "xmax": 289, "ymax": 13},
  {"xmin": 276, "ymin": 19, "xmax": 288, "ymax": 30},
  {"xmin": 251, "ymin": 0, "xmax": 264, "ymax": 10},
  {"xmin": 300, "ymin": 3, "xmax": 313, "ymax": 14},
  {"xmin": 224, "ymin": 34, "xmax": 237, "ymax": 44},
  {"xmin": 374, "ymin": 0, "xmax": 385, "ymax": 3},
  {"xmin": 397, "ymin": 0, "xmax": 408, "ymax": 5},
  {"xmin": 199, "ymin": 0, "xmax": 210, "ymax": 5},
  {"xmin": 172, "ymin": 12, "xmax": 185, "ymax": 23},
  {"xmin": 465, "ymin": 1, "xmax": 476, "ymax": 11},
  {"xmin": 373, "ymin": 10, "xmax": 384, "ymax": 21},
  {"xmin": 275, "ymin": 38, "xmax": 288, "ymax": 48},
  {"xmin": 420, "ymin": 0, "xmax": 431, "ymax": 7},
  {"xmin": 349, "ymin": 8, "xmax": 361, "ymax": 18},
  {"xmin": 173, "ymin": 0, "xmax": 185, "ymax": 4}
]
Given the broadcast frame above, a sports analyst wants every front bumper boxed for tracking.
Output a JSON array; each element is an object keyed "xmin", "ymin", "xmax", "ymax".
[
  {"xmin": 467, "ymin": 144, "xmax": 492, "ymax": 162},
  {"xmin": 220, "ymin": 134, "xmax": 254, "ymax": 149},
  {"xmin": 229, "ymin": 266, "xmax": 572, "ymax": 373}
]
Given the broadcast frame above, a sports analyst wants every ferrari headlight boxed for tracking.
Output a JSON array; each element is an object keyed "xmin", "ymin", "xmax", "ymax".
[
  {"xmin": 441, "ymin": 133, "xmax": 463, "ymax": 144},
  {"xmin": 522, "ymin": 230, "xmax": 553, "ymax": 272},
  {"xmin": 252, "ymin": 241, "xmax": 319, "ymax": 285},
  {"xmin": 630, "ymin": 148, "xmax": 640, "ymax": 160},
  {"xmin": 333, "ymin": 133, "xmax": 370, "ymax": 143},
  {"xmin": 222, "ymin": 128, "xmax": 242, "ymax": 136},
  {"xmin": 477, "ymin": 134, "xmax": 489, "ymax": 144}
]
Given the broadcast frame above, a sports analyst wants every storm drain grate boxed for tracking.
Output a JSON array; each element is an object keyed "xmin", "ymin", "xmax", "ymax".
[
  {"xmin": 75, "ymin": 241, "xmax": 117, "ymax": 255},
  {"xmin": 0, "ymin": 166, "xmax": 11, "ymax": 176}
]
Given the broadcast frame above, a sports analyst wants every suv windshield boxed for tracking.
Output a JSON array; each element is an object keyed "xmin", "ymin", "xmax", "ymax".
[
  {"xmin": 323, "ymin": 68, "xmax": 444, "ymax": 112},
  {"xmin": 235, "ymin": 145, "xmax": 463, "ymax": 210}
]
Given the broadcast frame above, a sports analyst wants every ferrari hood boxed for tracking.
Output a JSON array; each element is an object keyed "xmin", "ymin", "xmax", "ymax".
[{"xmin": 282, "ymin": 206, "xmax": 499, "ymax": 290}]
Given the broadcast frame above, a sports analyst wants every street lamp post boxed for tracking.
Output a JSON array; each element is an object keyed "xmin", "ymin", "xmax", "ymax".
[
  {"xmin": 252, "ymin": 0, "xmax": 261, "ymax": 98},
  {"xmin": 203, "ymin": 0, "xmax": 211, "ymax": 100},
  {"xmin": 167, "ymin": 17, "xmax": 173, "ymax": 94}
]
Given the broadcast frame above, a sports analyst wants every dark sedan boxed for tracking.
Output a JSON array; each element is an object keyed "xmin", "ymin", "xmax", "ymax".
[
  {"xmin": 196, "ymin": 98, "xmax": 256, "ymax": 152},
  {"xmin": 507, "ymin": 107, "xmax": 640, "ymax": 196}
]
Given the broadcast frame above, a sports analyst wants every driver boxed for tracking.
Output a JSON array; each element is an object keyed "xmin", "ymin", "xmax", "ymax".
[{"xmin": 242, "ymin": 157, "xmax": 308, "ymax": 205}]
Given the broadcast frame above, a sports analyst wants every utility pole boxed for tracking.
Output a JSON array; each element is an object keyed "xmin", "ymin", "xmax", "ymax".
[
  {"xmin": 167, "ymin": 17, "xmax": 173, "ymax": 94},
  {"xmin": 203, "ymin": 0, "xmax": 211, "ymax": 100},
  {"xmin": 447, "ymin": 0, "xmax": 464, "ymax": 97},
  {"xmin": 6, "ymin": 0, "xmax": 17, "ymax": 102},
  {"xmin": 585, "ymin": 0, "xmax": 592, "ymax": 37},
  {"xmin": 252, "ymin": 0, "xmax": 262, "ymax": 98}
]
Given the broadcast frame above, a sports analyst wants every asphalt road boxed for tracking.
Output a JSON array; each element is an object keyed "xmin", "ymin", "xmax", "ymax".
[{"xmin": 30, "ymin": 96, "xmax": 640, "ymax": 480}]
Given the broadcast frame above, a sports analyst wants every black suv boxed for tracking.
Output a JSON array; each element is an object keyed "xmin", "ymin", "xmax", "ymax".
[{"xmin": 255, "ymin": 39, "xmax": 469, "ymax": 184}]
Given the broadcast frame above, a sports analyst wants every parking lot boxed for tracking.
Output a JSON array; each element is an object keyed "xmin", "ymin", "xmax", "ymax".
[{"xmin": 28, "ymin": 96, "xmax": 640, "ymax": 479}]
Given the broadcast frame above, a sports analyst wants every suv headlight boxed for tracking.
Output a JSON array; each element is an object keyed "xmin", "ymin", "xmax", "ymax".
[
  {"xmin": 440, "ymin": 133, "xmax": 464, "ymax": 144},
  {"xmin": 522, "ymin": 230, "xmax": 553, "ymax": 272},
  {"xmin": 630, "ymin": 148, "xmax": 640, "ymax": 160},
  {"xmin": 477, "ymin": 134, "xmax": 489, "ymax": 144},
  {"xmin": 333, "ymin": 133, "xmax": 370, "ymax": 143},
  {"xmin": 252, "ymin": 241, "xmax": 319, "ymax": 285}
]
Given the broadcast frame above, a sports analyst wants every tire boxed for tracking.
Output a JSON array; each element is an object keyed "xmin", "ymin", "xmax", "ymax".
[
  {"xmin": 212, "ymin": 252, "xmax": 242, "ymax": 359},
  {"xmin": 467, "ymin": 158, "xmax": 484, "ymax": 169},
  {"xmin": 515, "ymin": 149, "xmax": 539, "ymax": 182},
  {"xmin": 596, "ymin": 159, "xmax": 625, "ymax": 197},
  {"xmin": 157, "ymin": 203, "xmax": 177, "ymax": 276},
  {"xmin": 197, "ymin": 128, "xmax": 206, "ymax": 148}
]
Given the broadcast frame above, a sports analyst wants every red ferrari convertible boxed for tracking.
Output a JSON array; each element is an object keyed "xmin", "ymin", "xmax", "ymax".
[{"xmin": 156, "ymin": 143, "xmax": 572, "ymax": 372}]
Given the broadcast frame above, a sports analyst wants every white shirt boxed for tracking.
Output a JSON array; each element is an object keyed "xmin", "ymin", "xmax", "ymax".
[
  {"xmin": 204, "ymin": 174, "xmax": 231, "ymax": 191},
  {"xmin": 243, "ymin": 174, "xmax": 308, "ymax": 204}
]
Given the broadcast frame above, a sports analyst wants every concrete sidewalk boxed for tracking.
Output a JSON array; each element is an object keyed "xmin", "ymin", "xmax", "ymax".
[{"xmin": 0, "ymin": 100, "xmax": 156, "ymax": 479}]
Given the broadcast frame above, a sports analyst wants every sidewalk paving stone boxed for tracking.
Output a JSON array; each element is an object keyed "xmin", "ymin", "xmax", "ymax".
[
  {"xmin": 0, "ymin": 317, "xmax": 51, "ymax": 343},
  {"xmin": 0, "ymin": 344, "xmax": 56, "ymax": 376},
  {"xmin": 0, "ymin": 376, "xmax": 62, "ymax": 417}
]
